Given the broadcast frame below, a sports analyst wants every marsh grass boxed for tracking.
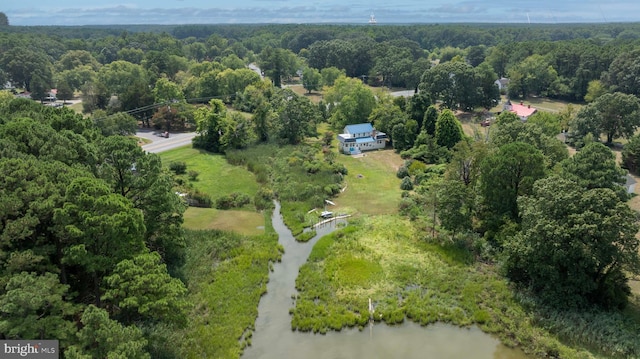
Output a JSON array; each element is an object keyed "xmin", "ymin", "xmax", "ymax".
[
  {"xmin": 226, "ymin": 143, "xmax": 345, "ymax": 239},
  {"xmin": 290, "ymin": 216, "xmax": 634, "ymax": 358},
  {"xmin": 179, "ymin": 221, "xmax": 281, "ymax": 358}
]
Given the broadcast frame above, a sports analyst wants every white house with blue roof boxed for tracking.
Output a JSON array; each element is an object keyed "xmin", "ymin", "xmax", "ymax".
[{"xmin": 337, "ymin": 123, "xmax": 387, "ymax": 155}]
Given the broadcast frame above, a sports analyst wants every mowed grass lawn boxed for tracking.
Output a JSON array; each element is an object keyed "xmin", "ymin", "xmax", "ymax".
[
  {"xmin": 160, "ymin": 146, "xmax": 259, "ymax": 198},
  {"xmin": 159, "ymin": 146, "xmax": 264, "ymax": 233},
  {"xmin": 183, "ymin": 207, "xmax": 265, "ymax": 236},
  {"xmin": 333, "ymin": 149, "xmax": 403, "ymax": 216}
]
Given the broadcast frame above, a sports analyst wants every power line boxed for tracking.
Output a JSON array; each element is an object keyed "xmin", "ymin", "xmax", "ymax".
[{"xmin": 92, "ymin": 93, "xmax": 237, "ymax": 122}]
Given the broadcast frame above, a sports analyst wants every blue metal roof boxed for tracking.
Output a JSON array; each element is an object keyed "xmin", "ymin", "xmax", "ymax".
[
  {"xmin": 355, "ymin": 137, "xmax": 375, "ymax": 144},
  {"xmin": 345, "ymin": 123, "xmax": 373, "ymax": 134}
]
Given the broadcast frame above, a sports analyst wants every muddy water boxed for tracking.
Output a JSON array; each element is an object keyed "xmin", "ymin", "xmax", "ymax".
[{"xmin": 242, "ymin": 202, "xmax": 529, "ymax": 359}]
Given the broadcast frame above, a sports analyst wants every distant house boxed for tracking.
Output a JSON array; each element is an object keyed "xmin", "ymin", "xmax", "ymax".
[
  {"xmin": 494, "ymin": 77, "xmax": 509, "ymax": 92},
  {"xmin": 337, "ymin": 123, "xmax": 387, "ymax": 155},
  {"xmin": 44, "ymin": 89, "xmax": 57, "ymax": 102},
  {"xmin": 504, "ymin": 100, "xmax": 537, "ymax": 121}
]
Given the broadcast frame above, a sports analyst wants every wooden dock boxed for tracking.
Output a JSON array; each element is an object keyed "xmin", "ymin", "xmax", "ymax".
[{"xmin": 312, "ymin": 214, "xmax": 350, "ymax": 228}]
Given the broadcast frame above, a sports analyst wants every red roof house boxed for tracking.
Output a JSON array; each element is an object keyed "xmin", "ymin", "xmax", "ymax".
[{"xmin": 505, "ymin": 101, "xmax": 537, "ymax": 121}]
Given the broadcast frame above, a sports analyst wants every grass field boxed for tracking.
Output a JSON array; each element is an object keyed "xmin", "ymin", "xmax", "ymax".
[
  {"xmin": 158, "ymin": 146, "xmax": 263, "ymax": 234},
  {"xmin": 183, "ymin": 207, "xmax": 265, "ymax": 236},
  {"xmin": 333, "ymin": 149, "xmax": 404, "ymax": 216},
  {"xmin": 67, "ymin": 101, "xmax": 83, "ymax": 114},
  {"xmin": 159, "ymin": 146, "xmax": 260, "ymax": 201}
]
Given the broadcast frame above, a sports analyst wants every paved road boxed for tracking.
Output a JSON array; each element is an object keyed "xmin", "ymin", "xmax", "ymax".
[
  {"xmin": 138, "ymin": 129, "xmax": 196, "ymax": 153},
  {"xmin": 390, "ymin": 89, "xmax": 416, "ymax": 97}
]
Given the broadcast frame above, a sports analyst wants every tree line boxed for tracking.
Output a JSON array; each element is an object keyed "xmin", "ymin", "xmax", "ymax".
[
  {"xmin": 3, "ymin": 22, "xmax": 640, "ymax": 113},
  {"xmin": 0, "ymin": 97, "xmax": 187, "ymax": 357}
]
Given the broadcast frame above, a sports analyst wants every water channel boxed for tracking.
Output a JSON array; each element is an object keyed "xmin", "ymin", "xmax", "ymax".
[{"xmin": 242, "ymin": 202, "xmax": 529, "ymax": 359}]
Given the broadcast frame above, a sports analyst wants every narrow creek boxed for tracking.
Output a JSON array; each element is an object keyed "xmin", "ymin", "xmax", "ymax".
[{"xmin": 242, "ymin": 202, "xmax": 529, "ymax": 359}]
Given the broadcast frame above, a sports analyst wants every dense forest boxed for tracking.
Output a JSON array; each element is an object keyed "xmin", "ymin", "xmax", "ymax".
[{"xmin": 1, "ymin": 21, "xmax": 640, "ymax": 358}]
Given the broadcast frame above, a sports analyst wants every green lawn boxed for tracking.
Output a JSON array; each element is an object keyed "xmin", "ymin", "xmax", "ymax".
[
  {"xmin": 524, "ymin": 96, "xmax": 583, "ymax": 113},
  {"xmin": 159, "ymin": 146, "xmax": 263, "ymax": 234},
  {"xmin": 333, "ymin": 149, "xmax": 403, "ymax": 216},
  {"xmin": 67, "ymin": 101, "xmax": 83, "ymax": 114},
  {"xmin": 160, "ymin": 146, "xmax": 260, "ymax": 200},
  {"xmin": 183, "ymin": 207, "xmax": 265, "ymax": 236}
]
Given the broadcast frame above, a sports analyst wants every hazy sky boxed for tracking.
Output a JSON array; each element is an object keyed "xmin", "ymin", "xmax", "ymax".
[{"xmin": 5, "ymin": 0, "xmax": 640, "ymax": 26}]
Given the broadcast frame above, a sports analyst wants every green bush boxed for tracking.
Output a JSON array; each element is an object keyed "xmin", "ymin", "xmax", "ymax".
[
  {"xmin": 187, "ymin": 189, "xmax": 212, "ymax": 208},
  {"xmin": 170, "ymin": 161, "xmax": 187, "ymax": 175},
  {"xmin": 396, "ymin": 165, "xmax": 409, "ymax": 179},
  {"xmin": 400, "ymin": 176, "xmax": 414, "ymax": 190},
  {"xmin": 254, "ymin": 187, "xmax": 275, "ymax": 211},
  {"xmin": 188, "ymin": 170, "xmax": 199, "ymax": 181},
  {"xmin": 215, "ymin": 192, "xmax": 251, "ymax": 209}
]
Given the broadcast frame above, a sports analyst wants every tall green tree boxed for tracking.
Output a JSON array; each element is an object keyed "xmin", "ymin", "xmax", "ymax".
[
  {"xmin": 65, "ymin": 305, "xmax": 150, "ymax": 359},
  {"xmin": 97, "ymin": 136, "xmax": 186, "ymax": 271},
  {"xmin": 446, "ymin": 140, "xmax": 488, "ymax": 187},
  {"xmin": 324, "ymin": 76, "xmax": 376, "ymax": 129},
  {"xmin": 219, "ymin": 111, "xmax": 257, "ymax": 150},
  {"xmin": 320, "ymin": 67, "xmax": 344, "ymax": 87},
  {"xmin": 252, "ymin": 100, "xmax": 276, "ymax": 142},
  {"xmin": 436, "ymin": 179, "xmax": 473, "ymax": 239},
  {"xmin": 479, "ymin": 142, "xmax": 546, "ymax": 225},
  {"xmin": 602, "ymin": 49, "xmax": 640, "ymax": 96},
  {"xmin": 584, "ymin": 79, "xmax": 607, "ymax": 103},
  {"xmin": 152, "ymin": 77, "xmax": 184, "ymax": 104},
  {"xmin": 302, "ymin": 67, "xmax": 322, "ymax": 94},
  {"xmin": 102, "ymin": 252, "xmax": 188, "ymax": 326},
  {"xmin": 0, "ymin": 12, "xmax": 8, "ymax": 26},
  {"xmin": 56, "ymin": 79, "xmax": 74, "ymax": 104},
  {"xmin": 0, "ymin": 272, "xmax": 77, "ymax": 341},
  {"xmin": 53, "ymin": 177, "xmax": 146, "ymax": 306},
  {"xmin": 422, "ymin": 105, "xmax": 439, "ymax": 135},
  {"xmin": 573, "ymin": 92, "xmax": 640, "ymax": 144},
  {"xmin": 369, "ymin": 102, "xmax": 408, "ymax": 142},
  {"xmin": 259, "ymin": 47, "xmax": 298, "ymax": 87},
  {"xmin": 193, "ymin": 99, "xmax": 226, "ymax": 152},
  {"xmin": 504, "ymin": 176, "xmax": 640, "ymax": 309},
  {"xmin": 97, "ymin": 60, "xmax": 148, "ymax": 96},
  {"xmin": 275, "ymin": 91, "xmax": 320, "ymax": 144},
  {"xmin": 507, "ymin": 54, "xmax": 559, "ymax": 98},
  {"xmin": 0, "ymin": 48, "xmax": 52, "ymax": 92},
  {"xmin": 561, "ymin": 142, "xmax": 627, "ymax": 199},
  {"xmin": 622, "ymin": 133, "xmax": 640, "ymax": 175},
  {"xmin": 435, "ymin": 109, "xmax": 464, "ymax": 149}
]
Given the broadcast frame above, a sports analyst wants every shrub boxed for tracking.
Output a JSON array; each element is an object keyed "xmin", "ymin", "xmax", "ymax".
[
  {"xmin": 400, "ymin": 176, "xmax": 414, "ymax": 190},
  {"xmin": 187, "ymin": 189, "xmax": 212, "ymax": 208},
  {"xmin": 331, "ymin": 163, "xmax": 348, "ymax": 175},
  {"xmin": 303, "ymin": 160, "xmax": 322, "ymax": 174},
  {"xmin": 254, "ymin": 187, "xmax": 274, "ymax": 211},
  {"xmin": 170, "ymin": 161, "xmax": 187, "ymax": 175},
  {"xmin": 396, "ymin": 165, "xmax": 409, "ymax": 179},
  {"xmin": 215, "ymin": 192, "xmax": 252, "ymax": 209},
  {"xmin": 323, "ymin": 131, "xmax": 334, "ymax": 146},
  {"xmin": 407, "ymin": 160, "xmax": 428, "ymax": 176},
  {"xmin": 188, "ymin": 170, "xmax": 200, "ymax": 181}
]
